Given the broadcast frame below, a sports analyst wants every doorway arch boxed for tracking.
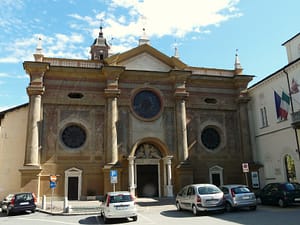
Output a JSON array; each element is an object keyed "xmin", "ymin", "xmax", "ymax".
[
  {"xmin": 209, "ymin": 165, "xmax": 223, "ymax": 186},
  {"xmin": 65, "ymin": 167, "xmax": 82, "ymax": 200},
  {"xmin": 128, "ymin": 138, "xmax": 173, "ymax": 197}
]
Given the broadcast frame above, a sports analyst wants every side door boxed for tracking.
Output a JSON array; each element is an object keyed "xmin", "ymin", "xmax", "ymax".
[
  {"xmin": 179, "ymin": 186, "xmax": 189, "ymax": 209},
  {"xmin": 263, "ymin": 184, "xmax": 277, "ymax": 203},
  {"xmin": 186, "ymin": 186, "xmax": 196, "ymax": 210}
]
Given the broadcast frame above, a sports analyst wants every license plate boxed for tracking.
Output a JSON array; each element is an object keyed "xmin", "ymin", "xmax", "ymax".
[
  {"xmin": 294, "ymin": 198, "xmax": 300, "ymax": 201},
  {"xmin": 19, "ymin": 202, "xmax": 29, "ymax": 205},
  {"xmin": 206, "ymin": 199, "xmax": 217, "ymax": 203},
  {"xmin": 242, "ymin": 196, "xmax": 250, "ymax": 200},
  {"xmin": 115, "ymin": 205, "xmax": 129, "ymax": 210}
]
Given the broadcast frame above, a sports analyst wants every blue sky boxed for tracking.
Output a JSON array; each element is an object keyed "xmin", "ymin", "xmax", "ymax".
[{"xmin": 0, "ymin": 0, "xmax": 299, "ymax": 111}]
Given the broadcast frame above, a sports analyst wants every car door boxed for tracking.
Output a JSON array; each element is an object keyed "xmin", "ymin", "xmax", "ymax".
[
  {"xmin": 186, "ymin": 186, "xmax": 196, "ymax": 209},
  {"xmin": 179, "ymin": 186, "xmax": 189, "ymax": 209},
  {"xmin": 262, "ymin": 184, "xmax": 278, "ymax": 204}
]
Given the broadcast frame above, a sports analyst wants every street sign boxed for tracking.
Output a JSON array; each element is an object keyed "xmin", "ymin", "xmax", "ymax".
[
  {"xmin": 242, "ymin": 163, "xmax": 249, "ymax": 173},
  {"xmin": 50, "ymin": 181, "xmax": 56, "ymax": 188},
  {"xmin": 50, "ymin": 175, "xmax": 57, "ymax": 182},
  {"xmin": 110, "ymin": 170, "xmax": 118, "ymax": 184}
]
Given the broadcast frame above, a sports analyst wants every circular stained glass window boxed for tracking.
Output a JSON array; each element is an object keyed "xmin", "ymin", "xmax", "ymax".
[
  {"xmin": 61, "ymin": 125, "xmax": 86, "ymax": 149},
  {"xmin": 201, "ymin": 127, "xmax": 221, "ymax": 150},
  {"xmin": 132, "ymin": 90, "xmax": 162, "ymax": 120}
]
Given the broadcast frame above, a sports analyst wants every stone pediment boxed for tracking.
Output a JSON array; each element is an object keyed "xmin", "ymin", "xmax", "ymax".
[{"xmin": 105, "ymin": 44, "xmax": 187, "ymax": 72}]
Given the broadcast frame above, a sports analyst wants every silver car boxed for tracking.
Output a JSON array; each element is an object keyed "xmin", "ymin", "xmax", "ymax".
[
  {"xmin": 220, "ymin": 184, "xmax": 257, "ymax": 212},
  {"xmin": 175, "ymin": 184, "xmax": 225, "ymax": 215}
]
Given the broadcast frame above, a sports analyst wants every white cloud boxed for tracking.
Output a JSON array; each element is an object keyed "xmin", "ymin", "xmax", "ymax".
[
  {"xmin": 0, "ymin": 0, "xmax": 242, "ymax": 62},
  {"xmin": 101, "ymin": 0, "xmax": 241, "ymax": 38}
]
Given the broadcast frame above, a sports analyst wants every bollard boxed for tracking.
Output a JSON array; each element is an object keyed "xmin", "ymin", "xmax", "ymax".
[
  {"xmin": 66, "ymin": 205, "xmax": 72, "ymax": 213},
  {"xmin": 42, "ymin": 195, "xmax": 46, "ymax": 210},
  {"xmin": 63, "ymin": 196, "xmax": 68, "ymax": 213}
]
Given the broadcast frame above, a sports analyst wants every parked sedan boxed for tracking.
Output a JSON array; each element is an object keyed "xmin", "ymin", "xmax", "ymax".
[
  {"xmin": 220, "ymin": 184, "xmax": 257, "ymax": 212},
  {"xmin": 175, "ymin": 184, "xmax": 225, "ymax": 215},
  {"xmin": 100, "ymin": 191, "xmax": 138, "ymax": 223},
  {"xmin": 258, "ymin": 182, "xmax": 300, "ymax": 207},
  {"xmin": 4, "ymin": 192, "xmax": 37, "ymax": 216}
]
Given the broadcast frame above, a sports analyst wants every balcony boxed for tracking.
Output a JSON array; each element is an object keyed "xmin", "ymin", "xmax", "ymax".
[{"xmin": 291, "ymin": 111, "xmax": 300, "ymax": 129}]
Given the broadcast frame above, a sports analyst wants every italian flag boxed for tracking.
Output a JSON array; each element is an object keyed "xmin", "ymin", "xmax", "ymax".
[{"xmin": 280, "ymin": 91, "xmax": 290, "ymax": 119}]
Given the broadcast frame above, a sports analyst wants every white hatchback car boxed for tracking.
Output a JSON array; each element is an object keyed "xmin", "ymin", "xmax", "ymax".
[
  {"xmin": 100, "ymin": 191, "xmax": 138, "ymax": 223},
  {"xmin": 176, "ymin": 184, "xmax": 225, "ymax": 215}
]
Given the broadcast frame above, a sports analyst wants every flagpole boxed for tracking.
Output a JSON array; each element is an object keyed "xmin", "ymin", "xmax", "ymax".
[{"xmin": 283, "ymin": 69, "xmax": 300, "ymax": 159}]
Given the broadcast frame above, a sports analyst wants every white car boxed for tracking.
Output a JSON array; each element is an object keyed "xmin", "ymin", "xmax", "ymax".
[
  {"xmin": 176, "ymin": 184, "xmax": 225, "ymax": 215},
  {"xmin": 100, "ymin": 191, "xmax": 138, "ymax": 223}
]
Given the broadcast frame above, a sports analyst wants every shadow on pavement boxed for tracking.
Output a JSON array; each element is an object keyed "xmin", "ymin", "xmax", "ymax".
[{"xmin": 79, "ymin": 215, "xmax": 101, "ymax": 224}]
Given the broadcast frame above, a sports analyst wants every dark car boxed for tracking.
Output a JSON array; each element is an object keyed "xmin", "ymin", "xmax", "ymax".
[
  {"xmin": 3, "ymin": 192, "xmax": 37, "ymax": 216},
  {"xmin": 259, "ymin": 182, "xmax": 300, "ymax": 207}
]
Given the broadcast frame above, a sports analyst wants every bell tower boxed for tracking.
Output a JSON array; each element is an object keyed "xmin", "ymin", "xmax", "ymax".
[{"xmin": 90, "ymin": 26, "xmax": 110, "ymax": 61}]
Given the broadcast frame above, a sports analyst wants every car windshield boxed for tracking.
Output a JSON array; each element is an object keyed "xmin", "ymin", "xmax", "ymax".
[
  {"xmin": 233, "ymin": 187, "xmax": 251, "ymax": 194},
  {"xmin": 109, "ymin": 194, "xmax": 132, "ymax": 203},
  {"xmin": 198, "ymin": 186, "xmax": 221, "ymax": 195},
  {"xmin": 292, "ymin": 183, "xmax": 300, "ymax": 190},
  {"xmin": 284, "ymin": 183, "xmax": 296, "ymax": 191}
]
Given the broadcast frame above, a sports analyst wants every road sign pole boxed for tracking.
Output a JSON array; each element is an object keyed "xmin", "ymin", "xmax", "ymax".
[
  {"xmin": 51, "ymin": 188, "xmax": 53, "ymax": 213},
  {"xmin": 245, "ymin": 172, "xmax": 249, "ymax": 187}
]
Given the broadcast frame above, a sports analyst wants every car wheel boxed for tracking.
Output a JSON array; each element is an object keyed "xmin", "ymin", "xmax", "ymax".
[
  {"xmin": 192, "ymin": 205, "xmax": 199, "ymax": 216},
  {"xmin": 176, "ymin": 201, "xmax": 182, "ymax": 211},
  {"xmin": 31, "ymin": 209, "xmax": 36, "ymax": 213},
  {"xmin": 6, "ymin": 208, "xmax": 12, "ymax": 216},
  {"xmin": 278, "ymin": 199, "xmax": 287, "ymax": 208},
  {"xmin": 225, "ymin": 202, "xmax": 233, "ymax": 212},
  {"xmin": 132, "ymin": 216, "xmax": 138, "ymax": 221},
  {"xmin": 103, "ymin": 215, "xmax": 109, "ymax": 224},
  {"xmin": 260, "ymin": 197, "xmax": 266, "ymax": 205}
]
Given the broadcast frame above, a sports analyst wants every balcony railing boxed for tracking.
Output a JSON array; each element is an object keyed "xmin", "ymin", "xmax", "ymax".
[
  {"xmin": 291, "ymin": 111, "xmax": 300, "ymax": 128},
  {"xmin": 43, "ymin": 58, "xmax": 103, "ymax": 69}
]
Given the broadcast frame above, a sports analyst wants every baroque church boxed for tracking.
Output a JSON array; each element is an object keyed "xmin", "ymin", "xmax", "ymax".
[{"xmin": 1, "ymin": 27, "xmax": 255, "ymax": 200}]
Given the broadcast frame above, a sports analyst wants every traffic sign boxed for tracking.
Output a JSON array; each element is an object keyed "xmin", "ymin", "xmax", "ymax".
[
  {"xmin": 50, "ymin": 175, "xmax": 57, "ymax": 182},
  {"xmin": 110, "ymin": 170, "xmax": 118, "ymax": 184},
  {"xmin": 50, "ymin": 181, "xmax": 56, "ymax": 188},
  {"xmin": 242, "ymin": 163, "xmax": 249, "ymax": 173}
]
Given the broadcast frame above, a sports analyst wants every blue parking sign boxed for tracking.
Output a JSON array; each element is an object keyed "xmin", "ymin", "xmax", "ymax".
[
  {"xmin": 110, "ymin": 170, "xmax": 118, "ymax": 184},
  {"xmin": 50, "ymin": 181, "xmax": 56, "ymax": 188}
]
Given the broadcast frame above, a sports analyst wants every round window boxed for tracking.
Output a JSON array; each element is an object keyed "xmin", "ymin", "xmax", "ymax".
[
  {"xmin": 201, "ymin": 127, "xmax": 221, "ymax": 150},
  {"xmin": 61, "ymin": 125, "xmax": 86, "ymax": 149},
  {"xmin": 132, "ymin": 89, "xmax": 162, "ymax": 120}
]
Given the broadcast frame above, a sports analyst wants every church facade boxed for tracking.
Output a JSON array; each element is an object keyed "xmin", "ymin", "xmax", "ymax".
[{"xmin": 2, "ymin": 29, "xmax": 255, "ymax": 200}]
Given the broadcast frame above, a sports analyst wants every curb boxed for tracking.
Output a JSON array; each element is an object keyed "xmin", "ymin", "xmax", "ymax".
[{"xmin": 36, "ymin": 208, "xmax": 100, "ymax": 216}]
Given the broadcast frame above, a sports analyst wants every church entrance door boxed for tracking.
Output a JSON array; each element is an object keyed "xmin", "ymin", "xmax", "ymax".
[{"xmin": 136, "ymin": 165, "xmax": 158, "ymax": 197}]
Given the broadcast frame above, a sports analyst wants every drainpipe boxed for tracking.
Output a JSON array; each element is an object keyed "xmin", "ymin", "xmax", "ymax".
[{"xmin": 283, "ymin": 69, "xmax": 300, "ymax": 159}]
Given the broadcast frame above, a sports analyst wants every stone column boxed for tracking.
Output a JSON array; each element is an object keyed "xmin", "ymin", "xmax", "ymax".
[
  {"xmin": 171, "ymin": 70, "xmax": 189, "ymax": 162},
  {"xmin": 163, "ymin": 156, "xmax": 173, "ymax": 197},
  {"xmin": 23, "ymin": 62, "xmax": 49, "ymax": 166},
  {"xmin": 238, "ymin": 90, "xmax": 253, "ymax": 162},
  {"xmin": 20, "ymin": 62, "xmax": 48, "ymax": 196},
  {"xmin": 128, "ymin": 156, "xmax": 136, "ymax": 196},
  {"xmin": 102, "ymin": 66, "xmax": 124, "ymax": 165}
]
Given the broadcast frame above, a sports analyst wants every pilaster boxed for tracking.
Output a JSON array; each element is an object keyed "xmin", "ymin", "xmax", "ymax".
[
  {"xmin": 102, "ymin": 66, "xmax": 124, "ymax": 165},
  {"xmin": 23, "ymin": 62, "xmax": 49, "ymax": 166},
  {"xmin": 171, "ymin": 70, "xmax": 190, "ymax": 162}
]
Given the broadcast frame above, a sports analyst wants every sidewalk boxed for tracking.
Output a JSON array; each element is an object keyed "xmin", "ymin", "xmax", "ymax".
[{"xmin": 36, "ymin": 197, "xmax": 175, "ymax": 215}]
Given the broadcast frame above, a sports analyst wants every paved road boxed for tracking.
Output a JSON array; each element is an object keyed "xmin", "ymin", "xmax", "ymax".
[{"xmin": 1, "ymin": 204, "xmax": 300, "ymax": 225}]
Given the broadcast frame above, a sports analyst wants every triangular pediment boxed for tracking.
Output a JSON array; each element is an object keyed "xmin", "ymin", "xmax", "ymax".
[{"xmin": 105, "ymin": 44, "xmax": 187, "ymax": 72}]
